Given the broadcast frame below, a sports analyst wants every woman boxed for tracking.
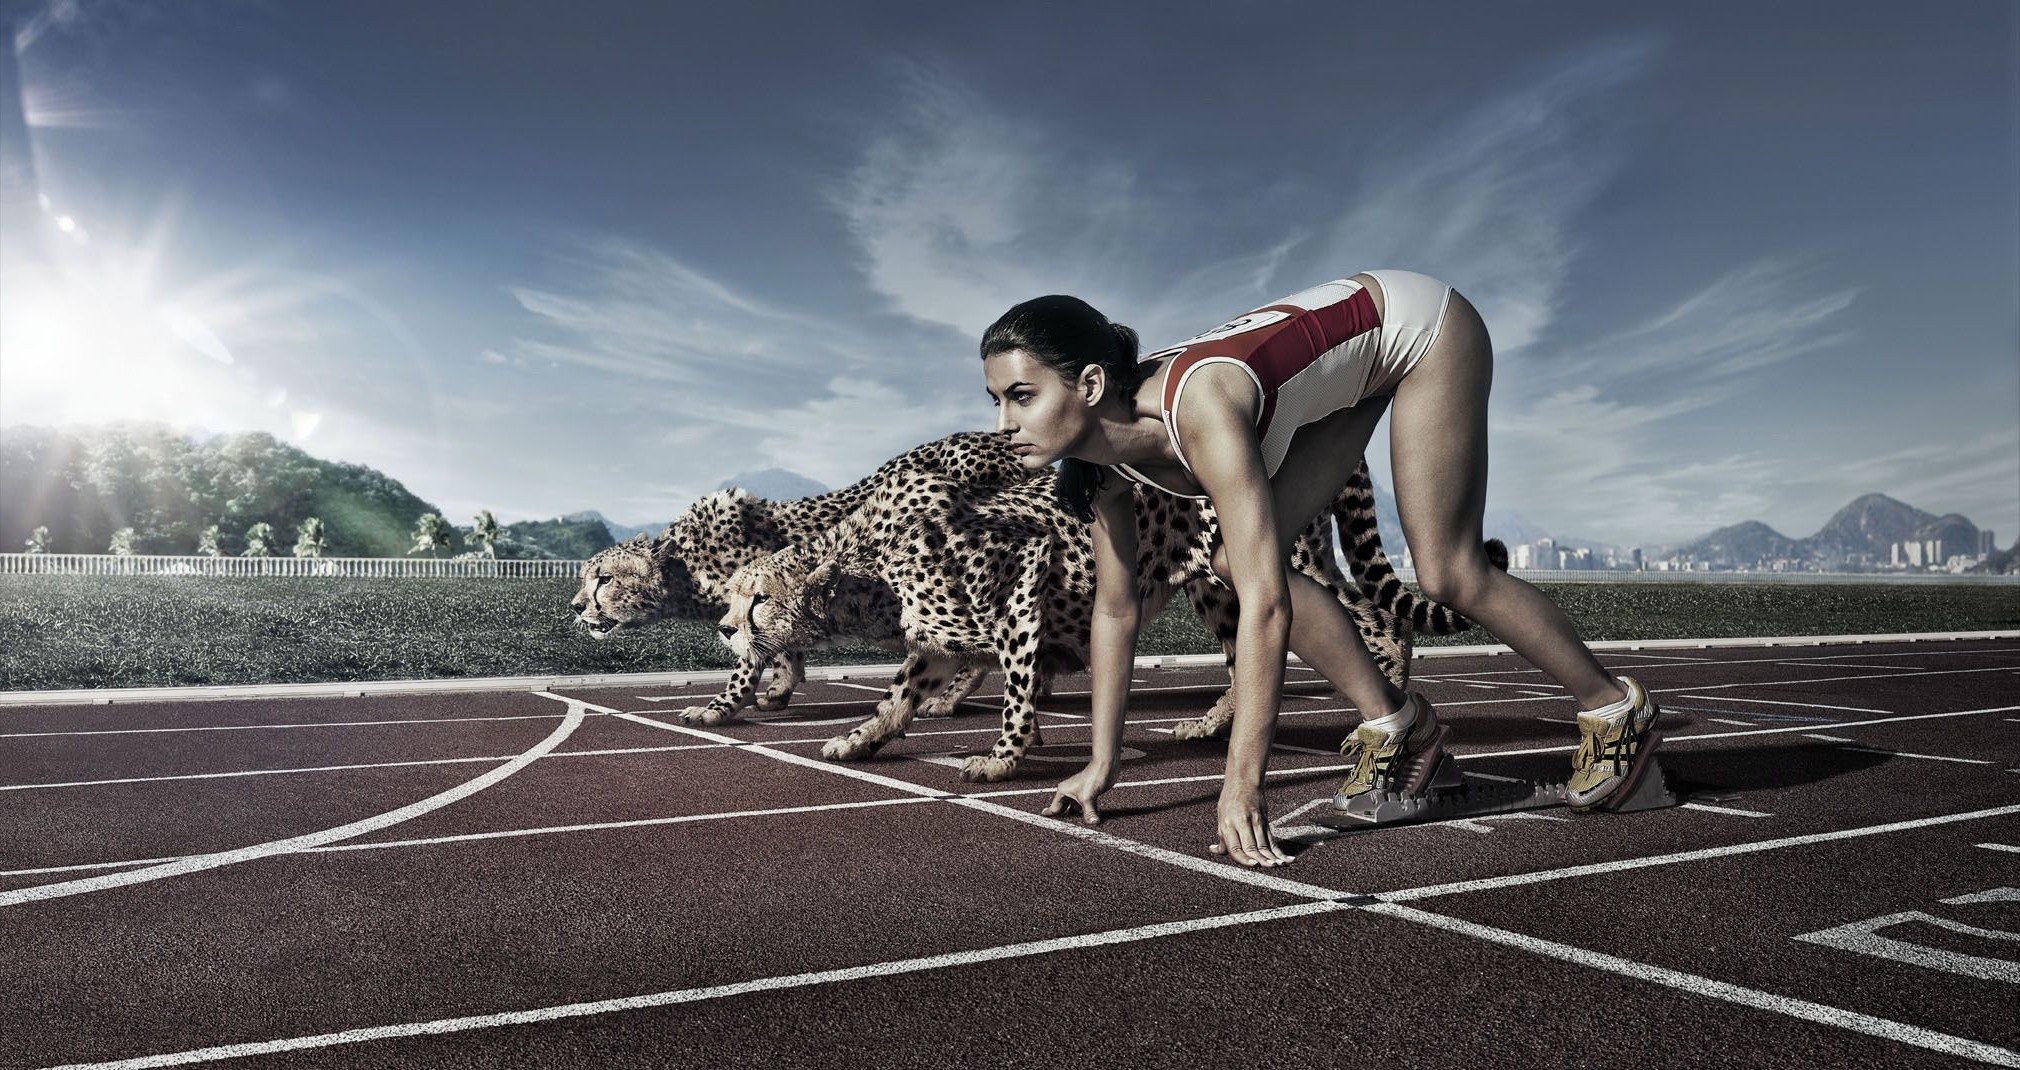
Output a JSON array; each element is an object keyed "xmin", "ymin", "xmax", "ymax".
[{"xmin": 979, "ymin": 270, "xmax": 1662, "ymax": 868}]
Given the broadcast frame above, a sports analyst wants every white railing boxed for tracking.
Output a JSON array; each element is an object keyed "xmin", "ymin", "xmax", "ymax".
[{"xmin": 0, "ymin": 554, "xmax": 586, "ymax": 578}]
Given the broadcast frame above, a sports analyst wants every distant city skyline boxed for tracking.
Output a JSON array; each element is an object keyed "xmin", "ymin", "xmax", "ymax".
[{"xmin": 0, "ymin": 1, "xmax": 2014, "ymax": 548}]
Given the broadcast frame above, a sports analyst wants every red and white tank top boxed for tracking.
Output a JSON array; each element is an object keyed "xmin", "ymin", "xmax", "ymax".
[{"xmin": 1114, "ymin": 278, "xmax": 1383, "ymax": 499}]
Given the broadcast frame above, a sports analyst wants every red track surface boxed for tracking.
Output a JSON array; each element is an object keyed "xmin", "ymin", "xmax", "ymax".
[{"xmin": 3, "ymin": 639, "xmax": 2017, "ymax": 1068}]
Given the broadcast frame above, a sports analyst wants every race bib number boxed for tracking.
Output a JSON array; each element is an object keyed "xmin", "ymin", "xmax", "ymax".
[{"xmin": 1176, "ymin": 308, "xmax": 1290, "ymax": 346}]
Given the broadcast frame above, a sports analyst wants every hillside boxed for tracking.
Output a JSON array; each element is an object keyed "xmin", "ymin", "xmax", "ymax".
[{"xmin": 0, "ymin": 424, "xmax": 444, "ymax": 558}]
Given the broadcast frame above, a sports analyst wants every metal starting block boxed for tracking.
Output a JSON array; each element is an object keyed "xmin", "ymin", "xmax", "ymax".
[{"xmin": 1309, "ymin": 752, "xmax": 1679, "ymax": 831}]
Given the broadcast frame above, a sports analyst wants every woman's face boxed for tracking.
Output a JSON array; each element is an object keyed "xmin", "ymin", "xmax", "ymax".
[{"xmin": 983, "ymin": 348, "xmax": 1089, "ymax": 469}]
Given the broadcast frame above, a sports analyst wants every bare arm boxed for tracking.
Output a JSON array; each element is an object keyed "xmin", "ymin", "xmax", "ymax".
[
  {"xmin": 1043, "ymin": 473, "xmax": 1139, "ymax": 823},
  {"xmin": 1174, "ymin": 365, "xmax": 1293, "ymax": 866}
]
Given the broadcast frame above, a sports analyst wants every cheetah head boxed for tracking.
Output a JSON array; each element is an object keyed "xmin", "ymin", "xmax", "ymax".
[
  {"xmin": 571, "ymin": 534, "xmax": 704, "ymax": 638},
  {"xmin": 717, "ymin": 547, "xmax": 843, "ymax": 660}
]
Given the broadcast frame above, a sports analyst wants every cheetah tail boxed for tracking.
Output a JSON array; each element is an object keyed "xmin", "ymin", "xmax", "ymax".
[{"xmin": 1330, "ymin": 471, "xmax": 1510, "ymax": 637}]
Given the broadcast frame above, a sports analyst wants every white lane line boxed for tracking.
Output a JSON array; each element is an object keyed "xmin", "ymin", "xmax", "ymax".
[
  {"xmin": 619, "ymin": 697, "xmax": 2020, "ymax": 1066},
  {"xmin": 1675, "ymin": 696, "xmax": 1891, "ymax": 715},
  {"xmin": 1370, "ymin": 903, "xmax": 2020, "ymax": 1068},
  {"xmin": 1943, "ymin": 888, "xmax": 2020, "ymax": 905},
  {"xmin": 612, "ymin": 690, "xmax": 2020, "ymax": 1065},
  {"xmin": 1, "ymin": 856, "xmax": 184, "ymax": 878},
  {"xmin": 1976, "ymin": 844, "xmax": 2020, "ymax": 854},
  {"xmin": 1666, "ymin": 704, "xmax": 1833, "ymax": 722},
  {"xmin": 1800, "ymin": 733, "xmax": 1996, "ymax": 764},
  {"xmin": 0, "ymin": 744, "xmax": 721, "ymax": 792},
  {"xmin": 1443, "ymin": 678, "xmax": 1561, "ymax": 691},
  {"xmin": 27, "ymin": 900, "xmax": 1349, "ymax": 1070},
  {"xmin": 1794, "ymin": 912, "xmax": 2020, "ymax": 983},
  {"xmin": 825, "ymin": 681, "xmax": 894, "ymax": 695},
  {"xmin": 643, "ymin": 695, "xmax": 872, "ymax": 709},
  {"xmin": 1271, "ymin": 743, "xmax": 1343, "ymax": 757},
  {"xmin": 0, "ymin": 697, "xmax": 587, "ymax": 907},
  {"xmin": 1703, "ymin": 718, "xmax": 1759, "ymax": 728},
  {"xmin": 1775, "ymin": 662, "xmax": 1924, "ymax": 672},
  {"xmin": 1680, "ymin": 803, "xmax": 1775, "ymax": 818},
  {"xmin": 1379, "ymin": 802, "xmax": 2020, "ymax": 903},
  {"xmin": 0, "ymin": 798, "xmax": 942, "ymax": 877},
  {"xmin": 0, "ymin": 712, "xmax": 591, "ymax": 739},
  {"xmin": 1830, "ymin": 747, "xmax": 1995, "ymax": 766},
  {"xmin": 309, "ymin": 797, "xmax": 937, "ymax": 854},
  {"xmin": 1676, "ymin": 705, "xmax": 2020, "ymax": 743},
  {"xmin": 1676, "ymin": 665, "xmax": 2014, "ymax": 694}
]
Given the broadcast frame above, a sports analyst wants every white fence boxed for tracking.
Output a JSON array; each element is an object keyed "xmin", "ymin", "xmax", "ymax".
[
  {"xmin": 1, "ymin": 553, "xmax": 2010, "ymax": 585},
  {"xmin": 0, "ymin": 553, "xmax": 584, "ymax": 578}
]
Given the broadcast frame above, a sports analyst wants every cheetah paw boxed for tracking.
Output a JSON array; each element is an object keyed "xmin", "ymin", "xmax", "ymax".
[
  {"xmin": 754, "ymin": 690, "xmax": 792, "ymax": 712},
  {"xmin": 1171, "ymin": 713, "xmax": 1232, "ymax": 741},
  {"xmin": 822, "ymin": 735, "xmax": 877, "ymax": 761},
  {"xmin": 679, "ymin": 705, "xmax": 737, "ymax": 725},
  {"xmin": 959, "ymin": 755, "xmax": 1018, "ymax": 782}
]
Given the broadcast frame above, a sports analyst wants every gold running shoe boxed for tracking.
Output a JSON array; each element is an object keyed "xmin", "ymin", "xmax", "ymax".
[
  {"xmin": 1567, "ymin": 676, "xmax": 1663, "ymax": 811},
  {"xmin": 1334, "ymin": 692, "xmax": 1453, "ymax": 804}
]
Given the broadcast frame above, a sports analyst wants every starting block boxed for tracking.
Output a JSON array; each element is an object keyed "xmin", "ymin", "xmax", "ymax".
[{"xmin": 1310, "ymin": 752, "xmax": 1679, "ymax": 831}]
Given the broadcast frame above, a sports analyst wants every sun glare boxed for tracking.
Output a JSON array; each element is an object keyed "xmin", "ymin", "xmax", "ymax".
[{"xmin": 0, "ymin": 198, "xmax": 322, "ymax": 438}]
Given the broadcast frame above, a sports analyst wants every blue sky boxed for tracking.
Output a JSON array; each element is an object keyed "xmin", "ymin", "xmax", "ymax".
[{"xmin": 0, "ymin": 0, "xmax": 2014, "ymax": 549}]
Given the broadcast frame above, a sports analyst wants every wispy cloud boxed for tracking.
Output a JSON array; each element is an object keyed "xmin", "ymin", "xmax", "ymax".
[
  {"xmin": 1545, "ymin": 260, "xmax": 1860, "ymax": 385},
  {"xmin": 1482, "ymin": 258, "xmax": 1864, "ymax": 545},
  {"xmin": 1310, "ymin": 37, "xmax": 1660, "ymax": 353},
  {"xmin": 505, "ymin": 240, "xmax": 857, "ymax": 387}
]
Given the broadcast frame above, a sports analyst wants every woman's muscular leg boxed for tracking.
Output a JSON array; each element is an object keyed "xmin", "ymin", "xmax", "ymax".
[{"xmin": 1385, "ymin": 290, "xmax": 1624, "ymax": 709}]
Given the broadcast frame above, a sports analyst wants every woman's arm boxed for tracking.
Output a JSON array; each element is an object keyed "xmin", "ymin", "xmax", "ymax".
[
  {"xmin": 1044, "ymin": 473, "xmax": 1138, "ymax": 824},
  {"xmin": 1173, "ymin": 366, "xmax": 1293, "ymax": 867}
]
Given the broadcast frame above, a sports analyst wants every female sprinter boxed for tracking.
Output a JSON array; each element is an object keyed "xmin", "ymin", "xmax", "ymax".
[{"xmin": 979, "ymin": 270, "xmax": 1662, "ymax": 868}]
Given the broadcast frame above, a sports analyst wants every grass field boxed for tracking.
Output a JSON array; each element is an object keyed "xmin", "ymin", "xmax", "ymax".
[{"xmin": 2, "ymin": 574, "xmax": 2015, "ymax": 691}]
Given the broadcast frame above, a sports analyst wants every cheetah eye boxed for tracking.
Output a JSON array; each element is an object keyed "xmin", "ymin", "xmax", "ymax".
[
  {"xmin": 751, "ymin": 593, "xmax": 768, "ymax": 605},
  {"xmin": 596, "ymin": 574, "xmax": 610, "ymax": 585}
]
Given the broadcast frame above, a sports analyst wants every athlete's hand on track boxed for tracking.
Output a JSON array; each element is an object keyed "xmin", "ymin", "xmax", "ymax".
[
  {"xmin": 1209, "ymin": 785, "xmax": 1292, "ymax": 867},
  {"xmin": 1043, "ymin": 762, "xmax": 1118, "ymax": 825}
]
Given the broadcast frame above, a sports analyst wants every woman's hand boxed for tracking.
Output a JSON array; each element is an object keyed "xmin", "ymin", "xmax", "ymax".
[
  {"xmin": 1043, "ymin": 762, "xmax": 1119, "ymax": 825},
  {"xmin": 1210, "ymin": 784, "xmax": 1292, "ymax": 867}
]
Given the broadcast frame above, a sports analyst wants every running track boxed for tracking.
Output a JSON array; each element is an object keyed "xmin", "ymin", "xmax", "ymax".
[{"xmin": 2, "ymin": 636, "xmax": 2017, "ymax": 1068}]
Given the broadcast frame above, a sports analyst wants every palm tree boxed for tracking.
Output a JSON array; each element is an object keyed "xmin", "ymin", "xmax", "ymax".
[
  {"xmin": 409, "ymin": 513, "xmax": 454, "ymax": 557},
  {"xmin": 243, "ymin": 522, "xmax": 275, "ymax": 557},
  {"xmin": 197, "ymin": 524, "xmax": 223, "ymax": 557},
  {"xmin": 293, "ymin": 517, "xmax": 328, "ymax": 558},
  {"xmin": 24, "ymin": 526, "xmax": 49, "ymax": 554},
  {"xmin": 108, "ymin": 528, "xmax": 136, "ymax": 556},
  {"xmin": 471, "ymin": 508, "xmax": 500, "ymax": 559}
]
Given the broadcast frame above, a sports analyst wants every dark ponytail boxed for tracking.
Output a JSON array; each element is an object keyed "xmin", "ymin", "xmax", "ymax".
[{"xmin": 979, "ymin": 297, "xmax": 1143, "ymax": 522}]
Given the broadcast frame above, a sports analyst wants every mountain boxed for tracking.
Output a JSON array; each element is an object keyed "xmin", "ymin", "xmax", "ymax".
[
  {"xmin": 473, "ymin": 516, "xmax": 615, "ymax": 560},
  {"xmin": 564, "ymin": 509, "xmax": 663, "ymax": 544},
  {"xmin": 1672, "ymin": 520, "xmax": 1805, "ymax": 564},
  {"xmin": 1665, "ymin": 493, "xmax": 1992, "ymax": 569},
  {"xmin": 717, "ymin": 468, "xmax": 827, "ymax": 500},
  {"xmin": 1805, "ymin": 493, "xmax": 1941, "ymax": 559}
]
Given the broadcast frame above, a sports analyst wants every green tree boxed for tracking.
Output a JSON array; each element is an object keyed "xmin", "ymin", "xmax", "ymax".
[
  {"xmin": 108, "ymin": 527, "xmax": 136, "ymax": 555},
  {"xmin": 243, "ymin": 522, "xmax": 275, "ymax": 558},
  {"xmin": 293, "ymin": 516, "xmax": 328, "ymax": 558},
  {"xmin": 471, "ymin": 508, "xmax": 500, "ymax": 559},
  {"xmin": 409, "ymin": 512, "xmax": 455, "ymax": 557},
  {"xmin": 197, "ymin": 524, "xmax": 223, "ymax": 557},
  {"xmin": 24, "ymin": 526, "xmax": 49, "ymax": 554}
]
